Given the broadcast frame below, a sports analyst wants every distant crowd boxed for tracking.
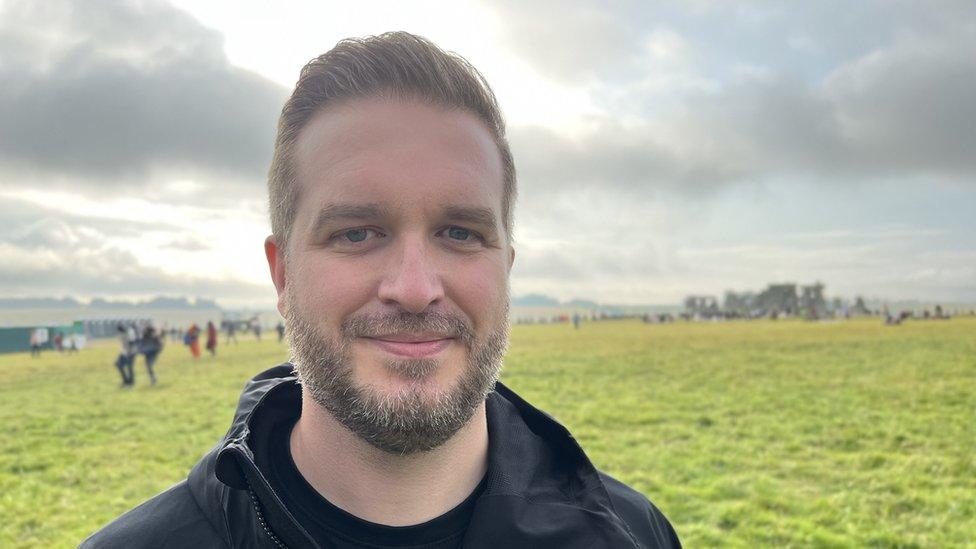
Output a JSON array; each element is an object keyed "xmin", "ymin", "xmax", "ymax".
[
  {"xmin": 26, "ymin": 317, "xmax": 287, "ymax": 388},
  {"xmin": 511, "ymin": 306, "xmax": 975, "ymax": 328},
  {"xmin": 514, "ymin": 311, "xmax": 664, "ymax": 327},
  {"xmin": 29, "ymin": 327, "xmax": 82, "ymax": 357},
  {"xmin": 108, "ymin": 319, "xmax": 287, "ymax": 388},
  {"xmin": 883, "ymin": 304, "xmax": 956, "ymax": 325}
]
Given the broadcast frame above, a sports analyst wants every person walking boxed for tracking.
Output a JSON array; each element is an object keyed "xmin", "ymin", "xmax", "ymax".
[
  {"xmin": 116, "ymin": 324, "xmax": 135, "ymax": 387},
  {"xmin": 140, "ymin": 325, "xmax": 163, "ymax": 385},
  {"xmin": 276, "ymin": 321, "xmax": 285, "ymax": 342},
  {"xmin": 225, "ymin": 321, "xmax": 238, "ymax": 345},
  {"xmin": 185, "ymin": 323, "xmax": 201, "ymax": 359},
  {"xmin": 205, "ymin": 321, "xmax": 218, "ymax": 357},
  {"xmin": 29, "ymin": 327, "xmax": 44, "ymax": 358},
  {"xmin": 67, "ymin": 333, "xmax": 79, "ymax": 353}
]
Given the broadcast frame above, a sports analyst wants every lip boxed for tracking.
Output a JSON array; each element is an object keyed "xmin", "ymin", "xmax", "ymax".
[{"xmin": 364, "ymin": 336, "xmax": 453, "ymax": 358}]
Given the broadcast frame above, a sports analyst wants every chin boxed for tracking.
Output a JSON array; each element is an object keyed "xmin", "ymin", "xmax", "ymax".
[{"xmin": 378, "ymin": 359, "xmax": 458, "ymax": 394}]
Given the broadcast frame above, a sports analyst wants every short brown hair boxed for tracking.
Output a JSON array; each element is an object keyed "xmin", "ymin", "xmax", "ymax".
[{"xmin": 268, "ymin": 32, "xmax": 516, "ymax": 248}]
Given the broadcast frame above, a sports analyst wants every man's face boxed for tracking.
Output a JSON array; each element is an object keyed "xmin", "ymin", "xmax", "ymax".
[{"xmin": 269, "ymin": 97, "xmax": 514, "ymax": 454}]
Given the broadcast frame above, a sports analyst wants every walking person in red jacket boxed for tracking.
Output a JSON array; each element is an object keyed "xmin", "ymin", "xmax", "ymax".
[
  {"xmin": 205, "ymin": 321, "xmax": 218, "ymax": 357},
  {"xmin": 185, "ymin": 323, "xmax": 201, "ymax": 359}
]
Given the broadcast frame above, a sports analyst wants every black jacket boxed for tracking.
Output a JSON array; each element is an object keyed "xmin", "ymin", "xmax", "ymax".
[{"xmin": 82, "ymin": 364, "xmax": 680, "ymax": 548}]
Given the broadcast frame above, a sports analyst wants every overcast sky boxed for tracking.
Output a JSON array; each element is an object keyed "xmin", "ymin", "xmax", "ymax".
[{"xmin": 1, "ymin": 0, "xmax": 974, "ymax": 308}]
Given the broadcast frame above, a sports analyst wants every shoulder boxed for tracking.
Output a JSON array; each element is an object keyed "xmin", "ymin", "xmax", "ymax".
[
  {"xmin": 599, "ymin": 472, "xmax": 682, "ymax": 549},
  {"xmin": 80, "ymin": 481, "xmax": 227, "ymax": 549}
]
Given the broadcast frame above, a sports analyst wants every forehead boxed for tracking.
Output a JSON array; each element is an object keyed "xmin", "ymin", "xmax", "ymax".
[{"xmin": 292, "ymin": 97, "xmax": 505, "ymax": 212}]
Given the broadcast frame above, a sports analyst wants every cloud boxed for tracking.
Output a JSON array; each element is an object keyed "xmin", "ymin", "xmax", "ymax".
[
  {"xmin": 491, "ymin": 1, "xmax": 976, "ymax": 83},
  {"xmin": 495, "ymin": 0, "xmax": 976, "ymax": 201},
  {"xmin": 0, "ymin": 194, "xmax": 181, "ymax": 240},
  {"xmin": 0, "ymin": 237, "xmax": 268, "ymax": 303},
  {"xmin": 490, "ymin": 0, "xmax": 649, "ymax": 83},
  {"xmin": 7, "ymin": 217, "xmax": 99, "ymax": 249},
  {"xmin": 509, "ymin": 121, "xmax": 750, "ymax": 200},
  {"xmin": 823, "ymin": 34, "xmax": 976, "ymax": 177},
  {"xmin": 503, "ymin": 35, "xmax": 976, "ymax": 226},
  {"xmin": 0, "ymin": 193, "xmax": 268, "ymax": 303},
  {"xmin": 0, "ymin": 0, "xmax": 288, "ymax": 192},
  {"xmin": 161, "ymin": 235, "xmax": 213, "ymax": 252}
]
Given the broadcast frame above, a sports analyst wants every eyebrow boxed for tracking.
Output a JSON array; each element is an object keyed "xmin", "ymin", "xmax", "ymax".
[
  {"xmin": 309, "ymin": 202, "xmax": 500, "ymax": 235},
  {"xmin": 310, "ymin": 203, "xmax": 386, "ymax": 235},
  {"xmin": 443, "ymin": 205, "xmax": 498, "ymax": 234}
]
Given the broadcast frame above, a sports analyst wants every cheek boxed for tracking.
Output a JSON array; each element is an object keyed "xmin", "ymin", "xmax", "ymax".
[
  {"xmin": 446, "ymin": 258, "xmax": 509, "ymax": 322},
  {"xmin": 292, "ymin": 257, "xmax": 379, "ymax": 317}
]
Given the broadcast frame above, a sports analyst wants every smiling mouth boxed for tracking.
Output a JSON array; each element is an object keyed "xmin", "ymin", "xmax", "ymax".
[{"xmin": 363, "ymin": 334, "xmax": 454, "ymax": 358}]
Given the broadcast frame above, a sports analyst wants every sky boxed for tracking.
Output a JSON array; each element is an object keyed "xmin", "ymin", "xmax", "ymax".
[{"xmin": 1, "ymin": 0, "xmax": 974, "ymax": 308}]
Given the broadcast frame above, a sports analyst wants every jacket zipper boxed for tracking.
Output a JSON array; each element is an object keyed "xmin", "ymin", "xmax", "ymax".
[{"xmin": 245, "ymin": 478, "xmax": 288, "ymax": 549}]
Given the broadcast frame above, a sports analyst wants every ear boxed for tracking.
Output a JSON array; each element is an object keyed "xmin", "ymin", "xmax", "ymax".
[{"xmin": 265, "ymin": 235, "xmax": 287, "ymax": 317}]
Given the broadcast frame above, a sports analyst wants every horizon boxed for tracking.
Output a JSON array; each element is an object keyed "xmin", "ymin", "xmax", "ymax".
[{"xmin": 3, "ymin": 290, "xmax": 974, "ymax": 312}]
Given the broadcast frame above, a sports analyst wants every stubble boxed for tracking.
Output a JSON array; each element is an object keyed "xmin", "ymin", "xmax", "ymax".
[{"xmin": 286, "ymin": 293, "xmax": 509, "ymax": 455}]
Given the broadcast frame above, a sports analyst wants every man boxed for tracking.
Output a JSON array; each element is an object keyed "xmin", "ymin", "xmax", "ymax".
[
  {"xmin": 29, "ymin": 327, "xmax": 44, "ymax": 357},
  {"xmin": 139, "ymin": 324, "xmax": 162, "ymax": 386},
  {"xmin": 83, "ymin": 32, "xmax": 679, "ymax": 548},
  {"xmin": 226, "ymin": 319, "xmax": 238, "ymax": 344},
  {"xmin": 115, "ymin": 323, "xmax": 136, "ymax": 387}
]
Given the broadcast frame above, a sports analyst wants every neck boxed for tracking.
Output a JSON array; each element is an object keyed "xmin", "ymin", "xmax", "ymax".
[{"xmin": 290, "ymin": 386, "xmax": 489, "ymax": 526}]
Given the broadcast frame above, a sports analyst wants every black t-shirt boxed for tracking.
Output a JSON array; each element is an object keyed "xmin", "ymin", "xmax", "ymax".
[{"xmin": 266, "ymin": 418, "xmax": 485, "ymax": 548}]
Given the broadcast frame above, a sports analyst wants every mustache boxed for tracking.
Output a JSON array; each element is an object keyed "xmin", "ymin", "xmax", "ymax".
[{"xmin": 340, "ymin": 310, "xmax": 475, "ymax": 345}]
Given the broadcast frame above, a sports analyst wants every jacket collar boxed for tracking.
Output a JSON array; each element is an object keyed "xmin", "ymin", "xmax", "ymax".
[{"xmin": 190, "ymin": 364, "xmax": 639, "ymax": 548}]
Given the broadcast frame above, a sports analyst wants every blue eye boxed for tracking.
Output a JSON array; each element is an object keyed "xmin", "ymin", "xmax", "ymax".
[
  {"xmin": 447, "ymin": 227, "xmax": 471, "ymax": 240},
  {"xmin": 345, "ymin": 228, "xmax": 369, "ymax": 242}
]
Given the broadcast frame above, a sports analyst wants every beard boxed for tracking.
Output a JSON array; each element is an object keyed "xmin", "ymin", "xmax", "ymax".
[{"xmin": 286, "ymin": 293, "xmax": 509, "ymax": 455}]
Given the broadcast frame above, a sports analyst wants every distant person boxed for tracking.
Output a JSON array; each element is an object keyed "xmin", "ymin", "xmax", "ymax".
[
  {"xmin": 54, "ymin": 331, "xmax": 64, "ymax": 352},
  {"xmin": 573, "ymin": 312, "xmax": 581, "ymax": 329},
  {"xmin": 205, "ymin": 321, "xmax": 218, "ymax": 357},
  {"xmin": 225, "ymin": 320, "xmax": 238, "ymax": 344},
  {"xmin": 252, "ymin": 321, "xmax": 262, "ymax": 341},
  {"xmin": 185, "ymin": 323, "xmax": 201, "ymax": 359},
  {"xmin": 127, "ymin": 323, "xmax": 139, "ymax": 351},
  {"xmin": 276, "ymin": 320, "xmax": 285, "ymax": 342},
  {"xmin": 115, "ymin": 324, "xmax": 135, "ymax": 387},
  {"xmin": 29, "ymin": 327, "xmax": 44, "ymax": 357},
  {"xmin": 139, "ymin": 325, "xmax": 162, "ymax": 386},
  {"xmin": 67, "ymin": 333, "xmax": 79, "ymax": 353},
  {"xmin": 84, "ymin": 33, "xmax": 678, "ymax": 548}
]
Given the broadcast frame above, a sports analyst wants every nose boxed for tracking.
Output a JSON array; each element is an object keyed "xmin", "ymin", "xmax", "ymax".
[{"xmin": 377, "ymin": 234, "xmax": 445, "ymax": 313}]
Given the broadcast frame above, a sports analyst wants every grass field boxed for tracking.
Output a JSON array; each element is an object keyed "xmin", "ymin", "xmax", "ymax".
[{"xmin": 1, "ymin": 317, "xmax": 974, "ymax": 547}]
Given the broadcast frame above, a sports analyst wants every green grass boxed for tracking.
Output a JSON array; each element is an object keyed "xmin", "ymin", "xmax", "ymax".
[{"xmin": 2, "ymin": 318, "xmax": 975, "ymax": 547}]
